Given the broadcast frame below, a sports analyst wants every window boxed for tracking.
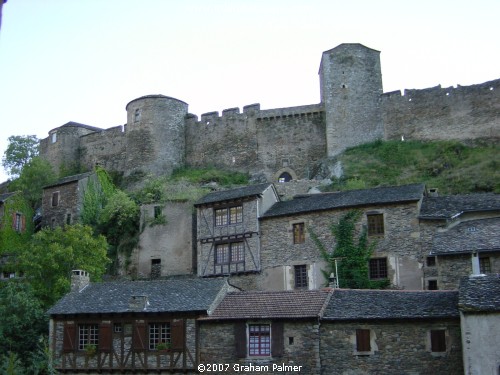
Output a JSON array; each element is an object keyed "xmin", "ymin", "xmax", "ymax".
[
  {"xmin": 479, "ymin": 257, "xmax": 491, "ymax": 273},
  {"xmin": 52, "ymin": 191, "xmax": 60, "ymax": 207},
  {"xmin": 278, "ymin": 172, "xmax": 292, "ymax": 183},
  {"xmin": 114, "ymin": 323, "xmax": 122, "ymax": 333},
  {"xmin": 51, "ymin": 218, "xmax": 56, "ymax": 229},
  {"xmin": 78, "ymin": 324, "xmax": 99, "ymax": 350},
  {"xmin": 134, "ymin": 108, "xmax": 141, "ymax": 122},
  {"xmin": 66, "ymin": 213, "xmax": 72, "ymax": 225},
  {"xmin": 14, "ymin": 213, "xmax": 22, "ymax": 232},
  {"xmin": 51, "ymin": 132, "xmax": 57, "ymax": 143},
  {"xmin": 293, "ymin": 223, "xmax": 305, "ymax": 244},
  {"xmin": 248, "ymin": 324, "xmax": 271, "ymax": 356},
  {"xmin": 369, "ymin": 258, "xmax": 388, "ymax": 279},
  {"xmin": 215, "ymin": 242, "xmax": 244, "ymax": 264},
  {"xmin": 367, "ymin": 213, "xmax": 384, "ymax": 236},
  {"xmin": 154, "ymin": 206, "xmax": 162, "ymax": 219},
  {"xmin": 356, "ymin": 329, "xmax": 371, "ymax": 352},
  {"xmin": 151, "ymin": 258, "xmax": 161, "ymax": 265},
  {"xmin": 426, "ymin": 256, "xmax": 436, "ymax": 267},
  {"xmin": 294, "ymin": 265, "xmax": 308, "ymax": 289},
  {"xmin": 430, "ymin": 330, "xmax": 446, "ymax": 352},
  {"xmin": 428, "ymin": 280, "xmax": 438, "ymax": 290},
  {"xmin": 214, "ymin": 205, "xmax": 243, "ymax": 226},
  {"xmin": 149, "ymin": 322, "xmax": 171, "ymax": 350}
]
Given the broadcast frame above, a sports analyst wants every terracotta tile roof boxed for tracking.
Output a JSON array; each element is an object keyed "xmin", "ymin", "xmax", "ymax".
[
  {"xmin": 323, "ymin": 289, "xmax": 459, "ymax": 320},
  {"xmin": 47, "ymin": 277, "xmax": 227, "ymax": 316},
  {"xmin": 205, "ymin": 290, "xmax": 330, "ymax": 320},
  {"xmin": 262, "ymin": 183, "xmax": 425, "ymax": 218},
  {"xmin": 430, "ymin": 217, "xmax": 500, "ymax": 255},
  {"xmin": 459, "ymin": 275, "xmax": 500, "ymax": 312},
  {"xmin": 195, "ymin": 183, "xmax": 274, "ymax": 206},
  {"xmin": 419, "ymin": 193, "xmax": 500, "ymax": 219}
]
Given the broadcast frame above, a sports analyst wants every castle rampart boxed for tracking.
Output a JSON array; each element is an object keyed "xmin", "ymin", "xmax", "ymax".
[{"xmin": 38, "ymin": 43, "xmax": 499, "ymax": 183}]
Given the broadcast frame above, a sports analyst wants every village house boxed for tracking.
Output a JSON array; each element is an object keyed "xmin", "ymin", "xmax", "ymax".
[
  {"xmin": 47, "ymin": 270, "xmax": 233, "ymax": 374},
  {"xmin": 198, "ymin": 289, "xmax": 330, "ymax": 374},
  {"xmin": 320, "ymin": 289, "xmax": 463, "ymax": 375},
  {"xmin": 41, "ymin": 171, "xmax": 97, "ymax": 229},
  {"xmin": 458, "ymin": 274, "xmax": 500, "ymax": 375},
  {"xmin": 419, "ymin": 193, "xmax": 500, "ymax": 290},
  {"xmin": 194, "ymin": 183, "xmax": 280, "ymax": 290},
  {"xmin": 258, "ymin": 183, "xmax": 427, "ymax": 291}
]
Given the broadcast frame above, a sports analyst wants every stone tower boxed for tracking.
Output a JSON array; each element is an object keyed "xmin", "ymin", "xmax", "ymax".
[
  {"xmin": 319, "ymin": 43, "xmax": 383, "ymax": 157},
  {"xmin": 125, "ymin": 95, "xmax": 188, "ymax": 177}
]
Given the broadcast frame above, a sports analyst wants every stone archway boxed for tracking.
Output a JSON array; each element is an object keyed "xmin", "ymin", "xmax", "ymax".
[{"xmin": 274, "ymin": 168, "xmax": 298, "ymax": 183}]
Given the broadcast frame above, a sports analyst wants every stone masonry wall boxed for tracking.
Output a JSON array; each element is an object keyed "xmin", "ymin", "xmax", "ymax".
[
  {"xmin": 259, "ymin": 201, "xmax": 423, "ymax": 290},
  {"xmin": 199, "ymin": 320, "xmax": 321, "ymax": 375},
  {"xmin": 78, "ymin": 126, "xmax": 127, "ymax": 173},
  {"xmin": 320, "ymin": 320, "xmax": 463, "ymax": 375}
]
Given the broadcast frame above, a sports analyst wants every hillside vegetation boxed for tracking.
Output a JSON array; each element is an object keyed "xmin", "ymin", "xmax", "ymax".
[{"xmin": 323, "ymin": 140, "xmax": 499, "ymax": 194}]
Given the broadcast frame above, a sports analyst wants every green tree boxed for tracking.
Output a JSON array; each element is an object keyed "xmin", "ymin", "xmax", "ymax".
[
  {"xmin": 8, "ymin": 156, "xmax": 57, "ymax": 210},
  {"xmin": 2, "ymin": 135, "xmax": 39, "ymax": 178},
  {"xmin": 310, "ymin": 210, "xmax": 386, "ymax": 289},
  {"xmin": 0, "ymin": 281, "xmax": 47, "ymax": 370},
  {"xmin": 19, "ymin": 224, "xmax": 110, "ymax": 308}
]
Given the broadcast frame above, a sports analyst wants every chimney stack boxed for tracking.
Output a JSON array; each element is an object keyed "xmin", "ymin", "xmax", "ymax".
[{"xmin": 71, "ymin": 270, "xmax": 90, "ymax": 292}]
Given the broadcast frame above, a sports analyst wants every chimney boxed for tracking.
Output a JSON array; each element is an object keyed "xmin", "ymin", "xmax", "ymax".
[
  {"xmin": 71, "ymin": 270, "xmax": 90, "ymax": 292},
  {"xmin": 129, "ymin": 295, "xmax": 149, "ymax": 311},
  {"xmin": 328, "ymin": 272, "xmax": 339, "ymax": 288}
]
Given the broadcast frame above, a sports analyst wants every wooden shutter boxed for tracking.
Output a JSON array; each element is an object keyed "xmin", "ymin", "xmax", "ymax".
[
  {"xmin": 100, "ymin": 323, "xmax": 112, "ymax": 352},
  {"xmin": 171, "ymin": 319, "xmax": 185, "ymax": 350},
  {"xmin": 234, "ymin": 322, "xmax": 247, "ymax": 358},
  {"xmin": 133, "ymin": 322, "xmax": 147, "ymax": 351},
  {"xmin": 271, "ymin": 321, "xmax": 284, "ymax": 357},
  {"xmin": 356, "ymin": 329, "xmax": 371, "ymax": 352},
  {"xmin": 63, "ymin": 323, "xmax": 76, "ymax": 352},
  {"xmin": 21, "ymin": 215, "xmax": 26, "ymax": 232}
]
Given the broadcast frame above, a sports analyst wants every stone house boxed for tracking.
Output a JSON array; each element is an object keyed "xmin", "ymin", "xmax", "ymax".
[
  {"xmin": 194, "ymin": 183, "xmax": 279, "ymax": 290},
  {"xmin": 41, "ymin": 171, "xmax": 97, "ymax": 229},
  {"xmin": 459, "ymin": 275, "xmax": 500, "ymax": 375},
  {"xmin": 419, "ymin": 193, "xmax": 500, "ymax": 290},
  {"xmin": 133, "ymin": 201, "xmax": 194, "ymax": 279},
  {"xmin": 258, "ymin": 183, "xmax": 427, "ymax": 291},
  {"xmin": 321, "ymin": 289, "xmax": 463, "ymax": 375},
  {"xmin": 47, "ymin": 271, "xmax": 232, "ymax": 374},
  {"xmin": 198, "ymin": 289, "xmax": 330, "ymax": 374}
]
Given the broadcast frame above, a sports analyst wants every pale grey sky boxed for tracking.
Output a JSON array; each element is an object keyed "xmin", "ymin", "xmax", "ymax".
[{"xmin": 0, "ymin": 0, "xmax": 499, "ymax": 182}]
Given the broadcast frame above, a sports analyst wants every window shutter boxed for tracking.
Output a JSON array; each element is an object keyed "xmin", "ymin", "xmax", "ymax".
[
  {"xmin": 271, "ymin": 321, "xmax": 284, "ymax": 357},
  {"xmin": 21, "ymin": 215, "xmax": 26, "ymax": 232},
  {"xmin": 356, "ymin": 329, "xmax": 371, "ymax": 351},
  {"xmin": 171, "ymin": 319, "xmax": 185, "ymax": 350},
  {"xmin": 100, "ymin": 323, "xmax": 112, "ymax": 352},
  {"xmin": 133, "ymin": 322, "xmax": 147, "ymax": 351},
  {"xmin": 63, "ymin": 323, "xmax": 76, "ymax": 352},
  {"xmin": 234, "ymin": 322, "xmax": 247, "ymax": 358}
]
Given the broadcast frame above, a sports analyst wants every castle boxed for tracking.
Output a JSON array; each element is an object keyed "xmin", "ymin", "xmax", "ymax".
[{"xmin": 39, "ymin": 43, "xmax": 500, "ymax": 183}]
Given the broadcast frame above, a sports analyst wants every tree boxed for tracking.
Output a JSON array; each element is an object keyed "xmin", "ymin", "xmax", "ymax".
[
  {"xmin": 0, "ymin": 281, "xmax": 47, "ymax": 370},
  {"xmin": 8, "ymin": 156, "xmax": 56, "ymax": 210},
  {"xmin": 2, "ymin": 135, "xmax": 39, "ymax": 178},
  {"xmin": 19, "ymin": 224, "xmax": 110, "ymax": 308},
  {"xmin": 310, "ymin": 210, "xmax": 386, "ymax": 289}
]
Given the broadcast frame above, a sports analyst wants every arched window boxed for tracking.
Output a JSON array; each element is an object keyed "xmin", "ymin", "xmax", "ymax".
[{"xmin": 278, "ymin": 172, "xmax": 292, "ymax": 183}]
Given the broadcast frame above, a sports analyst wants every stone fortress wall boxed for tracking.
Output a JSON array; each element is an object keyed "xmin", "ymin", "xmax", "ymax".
[{"xmin": 39, "ymin": 43, "xmax": 499, "ymax": 182}]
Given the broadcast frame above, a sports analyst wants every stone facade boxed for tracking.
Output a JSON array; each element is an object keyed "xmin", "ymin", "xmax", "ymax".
[
  {"xmin": 38, "ymin": 43, "xmax": 500, "ymax": 182},
  {"xmin": 320, "ymin": 320, "xmax": 463, "ymax": 375}
]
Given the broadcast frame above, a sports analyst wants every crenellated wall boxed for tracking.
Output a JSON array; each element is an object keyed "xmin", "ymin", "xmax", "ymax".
[{"xmin": 382, "ymin": 78, "xmax": 500, "ymax": 142}]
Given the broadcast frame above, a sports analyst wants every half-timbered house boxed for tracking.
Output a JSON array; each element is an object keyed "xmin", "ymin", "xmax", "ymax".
[
  {"xmin": 194, "ymin": 183, "xmax": 279, "ymax": 289},
  {"xmin": 47, "ymin": 270, "xmax": 232, "ymax": 373}
]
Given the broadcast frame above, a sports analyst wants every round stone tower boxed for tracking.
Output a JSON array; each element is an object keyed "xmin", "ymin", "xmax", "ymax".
[
  {"xmin": 125, "ymin": 95, "xmax": 188, "ymax": 178},
  {"xmin": 319, "ymin": 43, "xmax": 383, "ymax": 157}
]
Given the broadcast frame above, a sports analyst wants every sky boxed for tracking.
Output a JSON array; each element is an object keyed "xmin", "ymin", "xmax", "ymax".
[{"xmin": 0, "ymin": 0, "xmax": 499, "ymax": 183}]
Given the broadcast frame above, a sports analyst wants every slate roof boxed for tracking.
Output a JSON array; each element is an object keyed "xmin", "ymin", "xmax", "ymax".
[
  {"xmin": 322, "ymin": 289, "xmax": 459, "ymax": 320},
  {"xmin": 0, "ymin": 191, "xmax": 16, "ymax": 203},
  {"xmin": 47, "ymin": 277, "xmax": 227, "ymax": 315},
  {"xmin": 43, "ymin": 172, "xmax": 94, "ymax": 189},
  {"xmin": 49, "ymin": 121, "xmax": 104, "ymax": 133},
  {"xmin": 204, "ymin": 290, "xmax": 330, "ymax": 320},
  {"xmin": 419, "ymin": 193, "xmax": 500, "ymax": 219},
  {"xmin": 430, "ymin": 217, "xmax": 500, "ymax": 255},
  {"xmin": 459, "ymin": 275, "xmax": 500, "ymax": 312},
  {"xmin": 194, "ymin": 183, "xmax": 274, "ymax": 206},
  {"xmin": 262, "ymin": 183, "xmax": 425, "ymax": 218}
]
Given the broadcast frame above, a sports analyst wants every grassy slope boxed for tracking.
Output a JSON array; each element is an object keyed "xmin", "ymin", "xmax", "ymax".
[{"xmin": 324, "ymin": 140, "xmax": 499, "ymax": 194}]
